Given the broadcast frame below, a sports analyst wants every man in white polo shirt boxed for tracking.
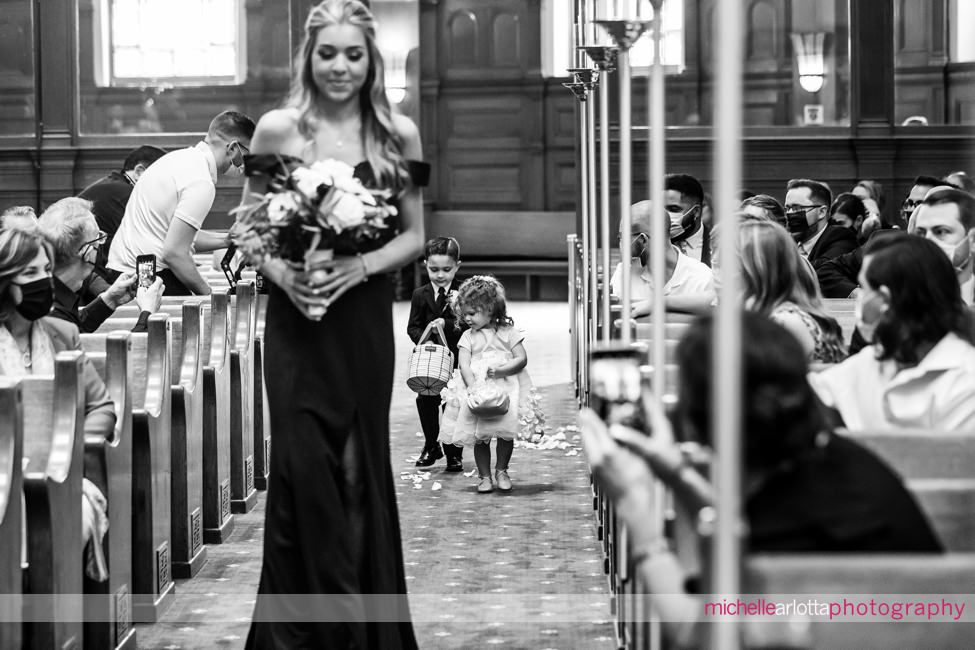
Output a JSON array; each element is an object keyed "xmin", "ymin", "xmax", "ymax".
[
  {"xmin": 611, "ymin": 200, "xmax": 716, "ymax": 317},
  {"xmin": 108, "ymin": 110, "xmax": 255, "ymax": 295}
]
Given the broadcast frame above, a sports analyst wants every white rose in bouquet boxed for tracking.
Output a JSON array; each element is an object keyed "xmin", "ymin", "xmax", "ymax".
[
  {"xmin": 266, "ymin": 190, "xmax": 302, "ymax": 223},
  {"xmin": 324, "ymin": 189, "xmax": 367, "ymax": 231},
  {"xmin": 290, "ymin": 167, "xmax": 328, "ymax": 198}
]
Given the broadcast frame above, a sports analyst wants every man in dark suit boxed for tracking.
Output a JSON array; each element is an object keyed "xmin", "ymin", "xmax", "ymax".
[
  {"xmin": 784, "ymin": 178, "xmax": 857, "ymax": 268},
  {"xmin": 407, "ymin": 237, "xmax": 466, "ymax": 471}
]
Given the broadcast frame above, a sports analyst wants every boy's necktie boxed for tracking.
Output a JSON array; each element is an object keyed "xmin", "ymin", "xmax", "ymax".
[{"xmin": 436, "ymin": 287, "xmax": 447, "ymax": 313}]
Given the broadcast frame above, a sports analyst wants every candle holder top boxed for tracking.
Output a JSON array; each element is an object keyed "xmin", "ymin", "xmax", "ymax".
[
  {"xmin": 567, "ymin": 67, "xmax": 600, "ymax": 88},
  {"xmin": 562, "ymin": 81, "xmax": 590, "ymax": 102},
  {"xmin": 593, "ymin": 19, "xmax": 651, "ymax": 51},
  {"xmin": 577, "ymin": 45, "xmax": 618, "ymax": 72}
]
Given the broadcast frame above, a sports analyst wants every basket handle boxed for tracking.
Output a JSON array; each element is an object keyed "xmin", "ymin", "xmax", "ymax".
[{"xmin": 418, "ymin": 321, "xmax": 449, "ymax": 346}]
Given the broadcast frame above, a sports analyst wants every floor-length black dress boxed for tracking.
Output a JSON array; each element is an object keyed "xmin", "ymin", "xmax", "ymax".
[{"xmin": 245, "ymin": 157, "xmax": 428, "ymax": 649}]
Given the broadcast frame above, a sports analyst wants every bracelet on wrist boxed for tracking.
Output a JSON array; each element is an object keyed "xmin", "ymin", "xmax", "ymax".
[{"xmin": 357, "ymin": 253, "xmax": 370, "ymax": 282}]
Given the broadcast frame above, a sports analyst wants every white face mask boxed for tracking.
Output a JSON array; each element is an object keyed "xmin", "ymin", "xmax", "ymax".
[
  {"xmin": 931, "ymin": 236, "xmax": 972, "ymax": 273},
  {"xmin": 224, "ymin": 163, "xmax": 243, "ymax": 179}
]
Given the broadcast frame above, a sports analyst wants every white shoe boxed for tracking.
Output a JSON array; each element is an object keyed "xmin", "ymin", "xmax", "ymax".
[
  {"xmin": 477, "ymin": 476, "xmax": 494, "ymax": 493},
  {"xmin": 495, "ymin": 469, "xmax": 512, "ymax": 492}
]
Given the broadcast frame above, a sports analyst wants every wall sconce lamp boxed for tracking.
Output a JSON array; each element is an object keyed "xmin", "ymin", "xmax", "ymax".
[
  {"xmin": 791, "ymin": 32, "xmax": 825, "ymax": 93},
  {"xmin": 383, "ymin": 49, "xmax": 408, "ymax": 104}
]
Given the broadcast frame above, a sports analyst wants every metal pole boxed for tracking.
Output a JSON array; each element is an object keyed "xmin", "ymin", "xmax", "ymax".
[
  {"xmin": 587, "ymin": 92, "xmax": 599, "ymax": 350},
  {"xmin": 617, "ymin": 49, "xmax": 633, "ymax": 345},
  {"xmin": 713, "ymin": 0, "xmax": 744, "ymax": 647},
  {"xmin": 599, "ymin": 68, "xmax": 612, "ymax": 344},
  {"xmin": 648, "ymin": 3, "xmax": 666, "ymax": 412}
]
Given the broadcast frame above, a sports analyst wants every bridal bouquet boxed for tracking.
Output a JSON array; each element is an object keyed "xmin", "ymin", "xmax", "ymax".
[{"xmin": 231, "ymin": 157, "xmax": 398, "ymax": 265}]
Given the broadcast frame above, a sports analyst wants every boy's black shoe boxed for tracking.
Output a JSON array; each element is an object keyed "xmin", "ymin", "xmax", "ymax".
[
  {"xmin": 445, "ymin": 455, "xmax": 464, "ymax": 472},
  {"xmin": 415, "ymin": 446, "xmax": 444, "ymax": 467}
]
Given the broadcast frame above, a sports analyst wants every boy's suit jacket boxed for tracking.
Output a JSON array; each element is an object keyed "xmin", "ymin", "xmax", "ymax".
[{"xmin": 407, "ymin": 281, "xmax": 465, "ymax": 360}]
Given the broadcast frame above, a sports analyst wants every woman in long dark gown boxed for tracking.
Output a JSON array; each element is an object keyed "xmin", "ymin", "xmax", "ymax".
[{"xmin": 240, "ymin": 1, "xmax": 425, "ymax": 647}]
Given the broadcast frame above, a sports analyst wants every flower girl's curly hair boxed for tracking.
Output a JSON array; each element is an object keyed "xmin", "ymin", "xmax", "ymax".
[{"xmin": 451, "ymin": 275, "xmax": 514, "ymax": 329}]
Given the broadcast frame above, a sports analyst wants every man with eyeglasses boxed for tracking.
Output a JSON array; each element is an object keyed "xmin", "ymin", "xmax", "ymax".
[
  {"xmin": 783, "ymin": 178, "xmax": 857, "ymax": 267},
  {"xmin": 818, "ymin": 175, "xmax": 956, "ymax": 298},
  {"xmin": 37, "ymin": 197, "xmax": 164, "ymax": 333},
  {"xmin": 901, "ymin": 175, "xmax": 944, "ymax": 232},
  {"xmin": 108, "ymin": 110, "xmax": 255, "ymax": 295}
]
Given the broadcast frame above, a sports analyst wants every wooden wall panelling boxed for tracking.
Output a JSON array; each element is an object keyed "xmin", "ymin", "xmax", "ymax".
[
  {"xmin": 0, "ymin": 0, "xmax": 36, "ymax": 138},
  {"xmin": 946, "ymin": 65, "xmax": 975, "ymax": 124}
]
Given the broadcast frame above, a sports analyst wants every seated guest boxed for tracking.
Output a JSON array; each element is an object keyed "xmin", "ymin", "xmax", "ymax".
[
  {"xmin": 665, "ymin": 173, "xmax": 711, "ymax": 266},
  {"xmin": 0, "ymin": 225, "xmax": 114, "ymax": 579},
  {"xmin": 852, "ymin": 179, "xmax": 885, "ymax": 215},
  {"xmin": 611, "ymin": 200, "xmax": 716, "ymax": 317},
  {"xmin": 77, "ymin": 145, "xmax": 166, "ymax": 293},
  {"xmin": 900, "ymin": 175, "xmax": 945, "ymax": 231},
  {"xmin": 784, "ymin": 178, "xmax": 857, "ymax": 267},
  {"xmin": 580, "ymin": 312, "xmax": 942, "ymax": 647},
  {"xmin": 811, "ymin": 235, "xmax": 975, "ymax": 430},
  {"xmin": 913, "ymin": 187, "xmax": 975, "ymax": 305},
  {"xmin": 820, "ymin": 188, "xmax": 975, "ymax": 306},
  {"xmin": 739, "ymin": 193, "xmax": 786, "ymax": 225},
  {"xmin": 78, "ymin": 145, "xmax": 166, "ymax": 242},
  {"xmin": 828, "ymin": 192, "xmax": 867, "ymax": 233},
  {"xmin": 944, "ymin": 170, "xmax": 975, "ymax": 194},
  {"xmin": 37, "ymin": 197, "xmax": 164, "ymax": 333},
  {"xmin": 738, "ymin": 220, "xmax": 846, "ymax": 363}
]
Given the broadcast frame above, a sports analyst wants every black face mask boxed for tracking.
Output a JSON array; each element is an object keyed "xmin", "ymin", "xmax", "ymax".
[
  {"xmin": 785, "ymin": 209, "xmax": 817, "ymax": 242},
  {"xmin": 13, "ymin": 277, "xmax": 54, "ymax": 321}
]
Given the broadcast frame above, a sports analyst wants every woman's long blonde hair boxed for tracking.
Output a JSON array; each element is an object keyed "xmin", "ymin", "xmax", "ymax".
[
  {"xmin": 737, "ymin": 220, "xmax": 845, "ymax": 352},
  {"xmin": 287, "ymin": 0, "xmax": 410, "ymax": 193}
]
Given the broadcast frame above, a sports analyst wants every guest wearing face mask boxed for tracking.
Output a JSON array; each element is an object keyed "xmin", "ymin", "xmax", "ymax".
[
  {"xmin": 809, "ymin": 234, "xmax": 975, "ymax": 431},
  {"xmin": 610, "ymin": 200, "xmax": 716, "ymax": 317},
  {"xmin": 37, "ymin": 197, "xmax": 165, "ymax": 333},
  {"xmin": 783, "ymin": 179, "xmax": 858, "ymax": 268},
  {"xmin": 0, "ymin": 223, "xmax": 117, "ymax": 581},
  {"xmin": 912, "ymin": 187, "xmax": 975, "ymax": 306},
  {"xmin": 107, "ymin": 111, "xmax": 255, "ymax": 295},
  {"xmin": 664, "ymin": 174, "xmax": 711, "ymax": 266}
]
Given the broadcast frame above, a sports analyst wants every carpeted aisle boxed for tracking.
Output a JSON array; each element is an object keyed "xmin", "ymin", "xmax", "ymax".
[{"xmin": 135, "ymin": 302, "xmax": 615, "ymax": 649}]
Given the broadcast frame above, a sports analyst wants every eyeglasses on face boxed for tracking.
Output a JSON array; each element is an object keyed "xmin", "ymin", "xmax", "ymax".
[
  {"xmin": 902, "ymin": 198, "xmax": 922, "ymax": 211},
  {"xmin": 784, "ymin": 204, "xmax": 823, "ymax": 213},
  {"xmin": 77, "ymin": 232, "xmax": 108, "ymax": 256}
]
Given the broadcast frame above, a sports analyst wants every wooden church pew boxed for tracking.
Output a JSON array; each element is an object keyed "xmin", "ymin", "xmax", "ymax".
[
  {"xmin": 80, "ymin": 332, "xmax": 137, "ymax": 650},
  {"xmin": 252, "ymin": 291, "xmax": 271, "ymax": 491},
  {"xmin": 97, "ymin": 303, "xmax": 209, "ymax": 579},
  {"xmin": 229, "ymin": 282, "xmax": 258, "ymax": 513},
  {"xmin": 103, "ymin": 293, "xmax": 237, "ymax": 542},
  {"xmin": 844, "ymin": 430, "xmax": 975, "ymax": 552},
  {"xmin": 201, "ymin": 291, "xmax": 235, "ymax": 542},
  {"xmin": 85, "ymin": 315, "xmax": 174, "ymax": 623},
  {"xmin": 21, "ymin": 352, "xmax": 86, "ymax": 650},
  {"xmin": 0, "ymin": 380, "xmax": 23, "ymax": 649},
  {"xmin": 745, "ymin": 554, "xmax": 975, "ymax": 649}
]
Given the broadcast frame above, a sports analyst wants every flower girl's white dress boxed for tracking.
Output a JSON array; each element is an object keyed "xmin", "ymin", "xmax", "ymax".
[{"xmin": 439, "ymin": 326, "xmax": 545, "ymax": 447}]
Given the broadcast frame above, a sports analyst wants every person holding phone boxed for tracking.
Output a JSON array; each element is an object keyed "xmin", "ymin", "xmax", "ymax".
[
  {"xmin": 36, "ymin": 197, "xmax": 165, "ymax": 333},
  {"xmin": 107, "ymin": 111, "xmax": 255, "ymax": 295}
]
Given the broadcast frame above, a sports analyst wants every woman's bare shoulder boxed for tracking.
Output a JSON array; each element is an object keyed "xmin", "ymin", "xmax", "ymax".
[{"xmin": 252, "ymin": 109, "xmax": 303, "ymax": 153}]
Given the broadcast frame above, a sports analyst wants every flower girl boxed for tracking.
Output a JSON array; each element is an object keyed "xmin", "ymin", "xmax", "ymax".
[{"xmin": 439, "ymin": 276, "xmax": 543, "ymax": 493}]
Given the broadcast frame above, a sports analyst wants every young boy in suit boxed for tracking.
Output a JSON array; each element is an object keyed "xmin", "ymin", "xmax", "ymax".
[{"xmin": 407, "ymin": 237, "xmax": 466, "ymax": 471}]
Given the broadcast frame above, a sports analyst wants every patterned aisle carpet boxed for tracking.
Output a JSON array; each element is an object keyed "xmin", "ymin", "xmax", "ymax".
[{"xmin": 135, "ymin": 302, "xmax": 615, "ymax": 649}]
